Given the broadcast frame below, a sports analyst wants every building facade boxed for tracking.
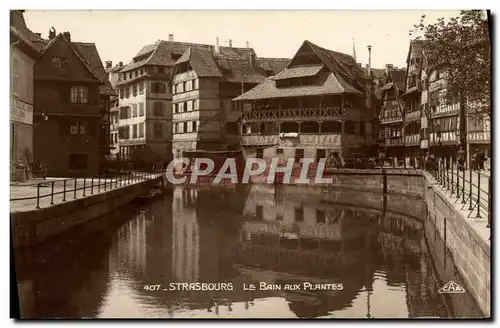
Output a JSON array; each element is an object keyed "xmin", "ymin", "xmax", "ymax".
[
  {"xmin": 115, "ymin": 38, "xmax": 188, "ymax": 162},
  {"xmin": 171, "ymin": 40, "xmax": 290, "ymax": 159},
  {"xmin": 378, "ymin": 69, "xmax": 406, "ymax": 160},
  {"xmin": 401, "ymin": 41, "xmax": 425, "ymax": 165},
  {"xmin": 32, "ymin": 30, "xmax": 111, "ymax": 176},
  {"xmin": 109, "ymin": 95, "xmax": 120, "ymax": 158},
  {"xmin": 10, "ymin": 11, "xmax": 41, "ymax": 181},
  {"xmin": 234, "ymin": 40, "xmax": 377, "ymax": 163}
]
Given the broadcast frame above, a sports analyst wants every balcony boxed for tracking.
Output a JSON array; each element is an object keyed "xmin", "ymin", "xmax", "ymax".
[
  {"xmin": 241, "ymin": 107, "xmax": 342, "ymax": 122},
  {"xmin": 385, "ymin": 136, "xmax": 404, "ymax": 147},
  {"xmin": 468, "ymin": 131, "xmax": 490, "ymax": 143},
  {"xmin": 380, "ymin": 115, "xmax": 403, "ymax": 124},
  {"xmin": 405, "ymin": 134, "xmax": 420, "ymax": 146},
  {"xmin": 430, "ymin": 131, "xmax": 458, "ymax": 145},
  {"xmin": 241, "ymin": 133, "xmax": 344, "ymax": 147}
]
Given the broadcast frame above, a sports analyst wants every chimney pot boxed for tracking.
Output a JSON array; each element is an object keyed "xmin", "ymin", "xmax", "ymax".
[
  {"xmin": 62, "ymin": 31, "xmax": 71, "ymax": 42},
  {"xmin": 106, "ymin": 61, "xmax": 112, "ymax": 69},
  {"xmin": 229, "ymin": 39, "xmax": 232, "ymax": 47},
  {"xmin": 119, "ymin": 61, "xmax": 123, "ymax": 67},
  {"xmin": 215, "ymin": 37, "xmax": 220, "ymax": 53},
  {"xmin": 168, "ymin": 34, "xmax": 174, "ymax": 42},
  {"xmin": 49, "ymin": 27, "xmax": 56, "ymax": 40},
  {"xmin": 246, "ymin": 41, "xmax": 250, "ymax": 48}
]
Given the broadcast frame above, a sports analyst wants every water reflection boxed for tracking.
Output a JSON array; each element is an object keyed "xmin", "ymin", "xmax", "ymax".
[{"xmin": 14, "ymin": 185, "xmax": 483, "ymax": 318}]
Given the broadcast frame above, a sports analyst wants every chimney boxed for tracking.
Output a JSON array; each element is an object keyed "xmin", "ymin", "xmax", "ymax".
[
  {"xmin": 250, "ymin": 51, "xmax": 256, "ymax": 67},
  {"xmin": 246, "ymin": 41, "xmax": 250, "ymax": 48},
  {"xmin": 168, "ymin": 34, "xmax": 174, "ymax": 42},
  {"xmin": 365, "ymin": 64, "xmax": 369, "ymax": 69},
  {"xmin": 106, "ymin": 61, "xmax": 112, "ymax": 69},
  {"xmin": 35, "ymin": 32, "xmax": 41, "ymax": 37},
  {"xmin": 367, "ymin": 45, "xmax": 372, "ymax": 77},
  {"xmin": 385, "ymin": 64, "xmax": 393, "ymax": 75},
  {"xmin": 366, "ymin": 45, "xmax": 373, "ymax": 110},
  {"xmin": 49, "ymin": 27, "xmax": 56, "ymax": 40},
  {"xmin": 62, "ymin": 31, "xmax": 71, "ymax": 42},
  {"xmin": 229, "ymin": 39, "xmax": 232, "ymax": 47},
  {"xmin": 358, "ymin": 63, "xmax": 362, "ymax": 68},
  {"xmin": 215, "ymin": 37, "xmax": 220, "ymax": 53},
  {"xmin": 119, "ymin": 61, "xmax": 123, "ymax": 67}
]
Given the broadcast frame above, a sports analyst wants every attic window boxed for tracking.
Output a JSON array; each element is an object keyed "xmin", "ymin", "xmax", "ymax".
[
  {"xmin": 52, "ymin": 57, "xmax": 68, "ymax": 68},
  {"xmin": 171, "ymin": 54, "xmax": 182, "ymax": 61},
  {"xmin": 276, "ymin": 77, "xmax": 315, "ymax": 88}
]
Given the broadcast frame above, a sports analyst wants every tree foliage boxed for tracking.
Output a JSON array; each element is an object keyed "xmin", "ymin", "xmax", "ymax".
[{"xmin": 410, "ymin": 10, "xmax": 491, "ymax": 117}]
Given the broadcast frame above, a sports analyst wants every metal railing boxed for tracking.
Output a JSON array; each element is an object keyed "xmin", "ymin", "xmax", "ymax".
[
  {"xmin": 426, "ymin": 157, "xmax": 491, "ymax": 228},
  {"xmin": 324, "ymin": 155, "xmax": 491, "ymax": 228},
  {"xmin": 10, "ymin": 169, "xmax": 164, "ymax": 210}
]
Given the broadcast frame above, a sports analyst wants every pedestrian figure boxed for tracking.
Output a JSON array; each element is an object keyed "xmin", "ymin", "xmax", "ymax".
[
  {"xmin": 457, "ymin": 147, "xmax": 466, "ymax": 171},
  {"xmin": 378, "ymin": 151, "xmax": 386, "ymax": 167},
  {"xmin": 477, "ymin": 149, "xmax": 486, "ymax": 171}
]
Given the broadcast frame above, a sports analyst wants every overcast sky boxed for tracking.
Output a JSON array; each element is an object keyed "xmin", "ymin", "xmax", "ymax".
[{"xmin": 24, "ymin": 10, "xmax": 462, "ymax": 69}]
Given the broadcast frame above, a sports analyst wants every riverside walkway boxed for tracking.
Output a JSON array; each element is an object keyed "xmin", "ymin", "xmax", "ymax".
[{"xmin": 10, "ymin": 172, "xmax": 163, "ymax": 213}]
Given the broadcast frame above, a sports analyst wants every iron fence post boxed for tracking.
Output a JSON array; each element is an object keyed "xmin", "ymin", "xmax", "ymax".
[
  {"xmin": 115, "ymin": 175, "xmax": 118, "ymax": 188},
  {"xmin": 50, "ymin": 181, "xmax": 55, "ymax": 205},
  {"xmin": 74, "ymin": 178, "xmax": 77, "ymax": 199},
  {"xmin": 462, "ymin": 167, "xmax": 466, "ymax": 204},
  {"xmin": 98, "ymin": 176, "xmax": 101, "ymax": 193},
  {"xmin": 104, "ymin": 178, "xmax": 107, "ymax": 191},
  {"xmin": 83, "ymin": 177, "xmax": 86, "ymax": 197},
  {"xmin": 476, "ymin": 171, "xmax": 481, "ymax": 218},
  {"xmin": 469, "ymin": 168, "xmax": 474, "ymax": 210},
  {"xmin": 63, "ymin": 179, "xmax": 67, "ymax": 202},
  {"xmin": 36, "ymin": 184, "xmax": 41, "ymax": 209},
  {"xmin": 91, "ymin": 177, "xmax": 94, "ymax": 194},
  {"xmin": 451, "ymin": 157, "xmax": 455, "ymax": 194}
]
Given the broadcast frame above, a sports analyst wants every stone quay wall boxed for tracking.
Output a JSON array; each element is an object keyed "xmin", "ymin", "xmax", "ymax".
[
  {"xmin": 11, "ymin": 177, "xmax": 162, "ymax": 249},
  {"xmin": 252, "ymin": 168, "xmax": 490, "ymax": 317}
]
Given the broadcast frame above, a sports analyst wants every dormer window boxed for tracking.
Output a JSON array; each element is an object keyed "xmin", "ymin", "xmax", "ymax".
[
  {"xmin": 52, "ymin": 56, "xmax": 68, "ymax": 68},
  {"xmin": 171, "ymin": 54, "xmax": 182, "ymax": 61}
]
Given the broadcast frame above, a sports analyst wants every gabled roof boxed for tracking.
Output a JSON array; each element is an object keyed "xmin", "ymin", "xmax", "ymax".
[
  {"xmin": 177, "ymin": 46, "xmax": 222, "ymax": 77},
  {"xmin": 234, "ymin": 40, "xmax": 368, "ymax": 101},
  {"xmin": 389, "ymin": 69, "xmax": 406, "ymax": 92},
  {"xmin": 42, "ymin": 33, "xmax": 102, "ymax": 83},
  {"xmin": 11, "ymin": 11, "xmax": 112, "ymax": 94},
  {"xmin": 174, "ymin": 44, "xmax": 288, "ymax": 85},
  {"xmin": 294, "ymin": 40, "xmax": 367, "ymax": 92},
  {"xmin": 72, "ymin": 42, "xmax": 114, "ymax": 94},
  {"xmin": 233, "ymin": 72, "xmax": 363, "ymax": 101},
  {"xmin": 256, "ymin": 57, "xmax": 291, "ymax": 74}
]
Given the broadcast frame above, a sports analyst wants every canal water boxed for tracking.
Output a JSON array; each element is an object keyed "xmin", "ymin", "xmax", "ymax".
[{"xmin": 13, "ymin": 185, "xmax": 484, "ymax": 319}]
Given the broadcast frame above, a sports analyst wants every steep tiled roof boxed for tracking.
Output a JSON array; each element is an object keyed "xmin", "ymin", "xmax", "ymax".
[
  {"xmin": 174, "ymin": 43, "xmax": 289, "ymax": 84},
  {"xmin": 234, "ymin": 40, "xmax": 367, "ymax": 101},
  {"xmin": 299, "ymin": 40, "xmax": 367, "ymax": 93},
  {"xmin": 390, "ymin": 69, "xmax": 406, "ymax": 91},
  {"xmin": 11, "ymin": 11, "xmax": 112, "ymax": 94},
  {"xmin": 256, "ymin": 58, "xmax": 291, "ymax": 74},
  {"xmin": 190, "ymin": 47, "xmax": 223, "ymax": 77},
  {"xmin": 234, "ymin": 72, "xmax": 363, "ymax": 101},
  {"xmin": 73, "ymin": 42, "xmax": 114, "ymax": 95}
]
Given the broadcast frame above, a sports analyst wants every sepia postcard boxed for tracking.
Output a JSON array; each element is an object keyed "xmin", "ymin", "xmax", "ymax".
[{"xmin": 9, "ymin": 9, "xmax": 491, "ymax": 319}]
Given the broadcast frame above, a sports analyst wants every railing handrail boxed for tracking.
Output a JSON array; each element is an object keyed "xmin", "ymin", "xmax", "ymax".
[{"xmin": 10, "ymin": 170, "xmax": 164, "ymax": 209}]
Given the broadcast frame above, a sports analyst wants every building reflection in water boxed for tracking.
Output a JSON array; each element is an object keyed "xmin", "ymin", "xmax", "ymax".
[{"xmin": 14, "ymin": 184, "xmax": 484, "ymax": 318}]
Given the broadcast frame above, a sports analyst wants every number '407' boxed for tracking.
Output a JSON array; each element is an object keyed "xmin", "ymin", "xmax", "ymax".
[{"xmin": 144, "ymin": 285, "xmax": 161, "ymax": 291}]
